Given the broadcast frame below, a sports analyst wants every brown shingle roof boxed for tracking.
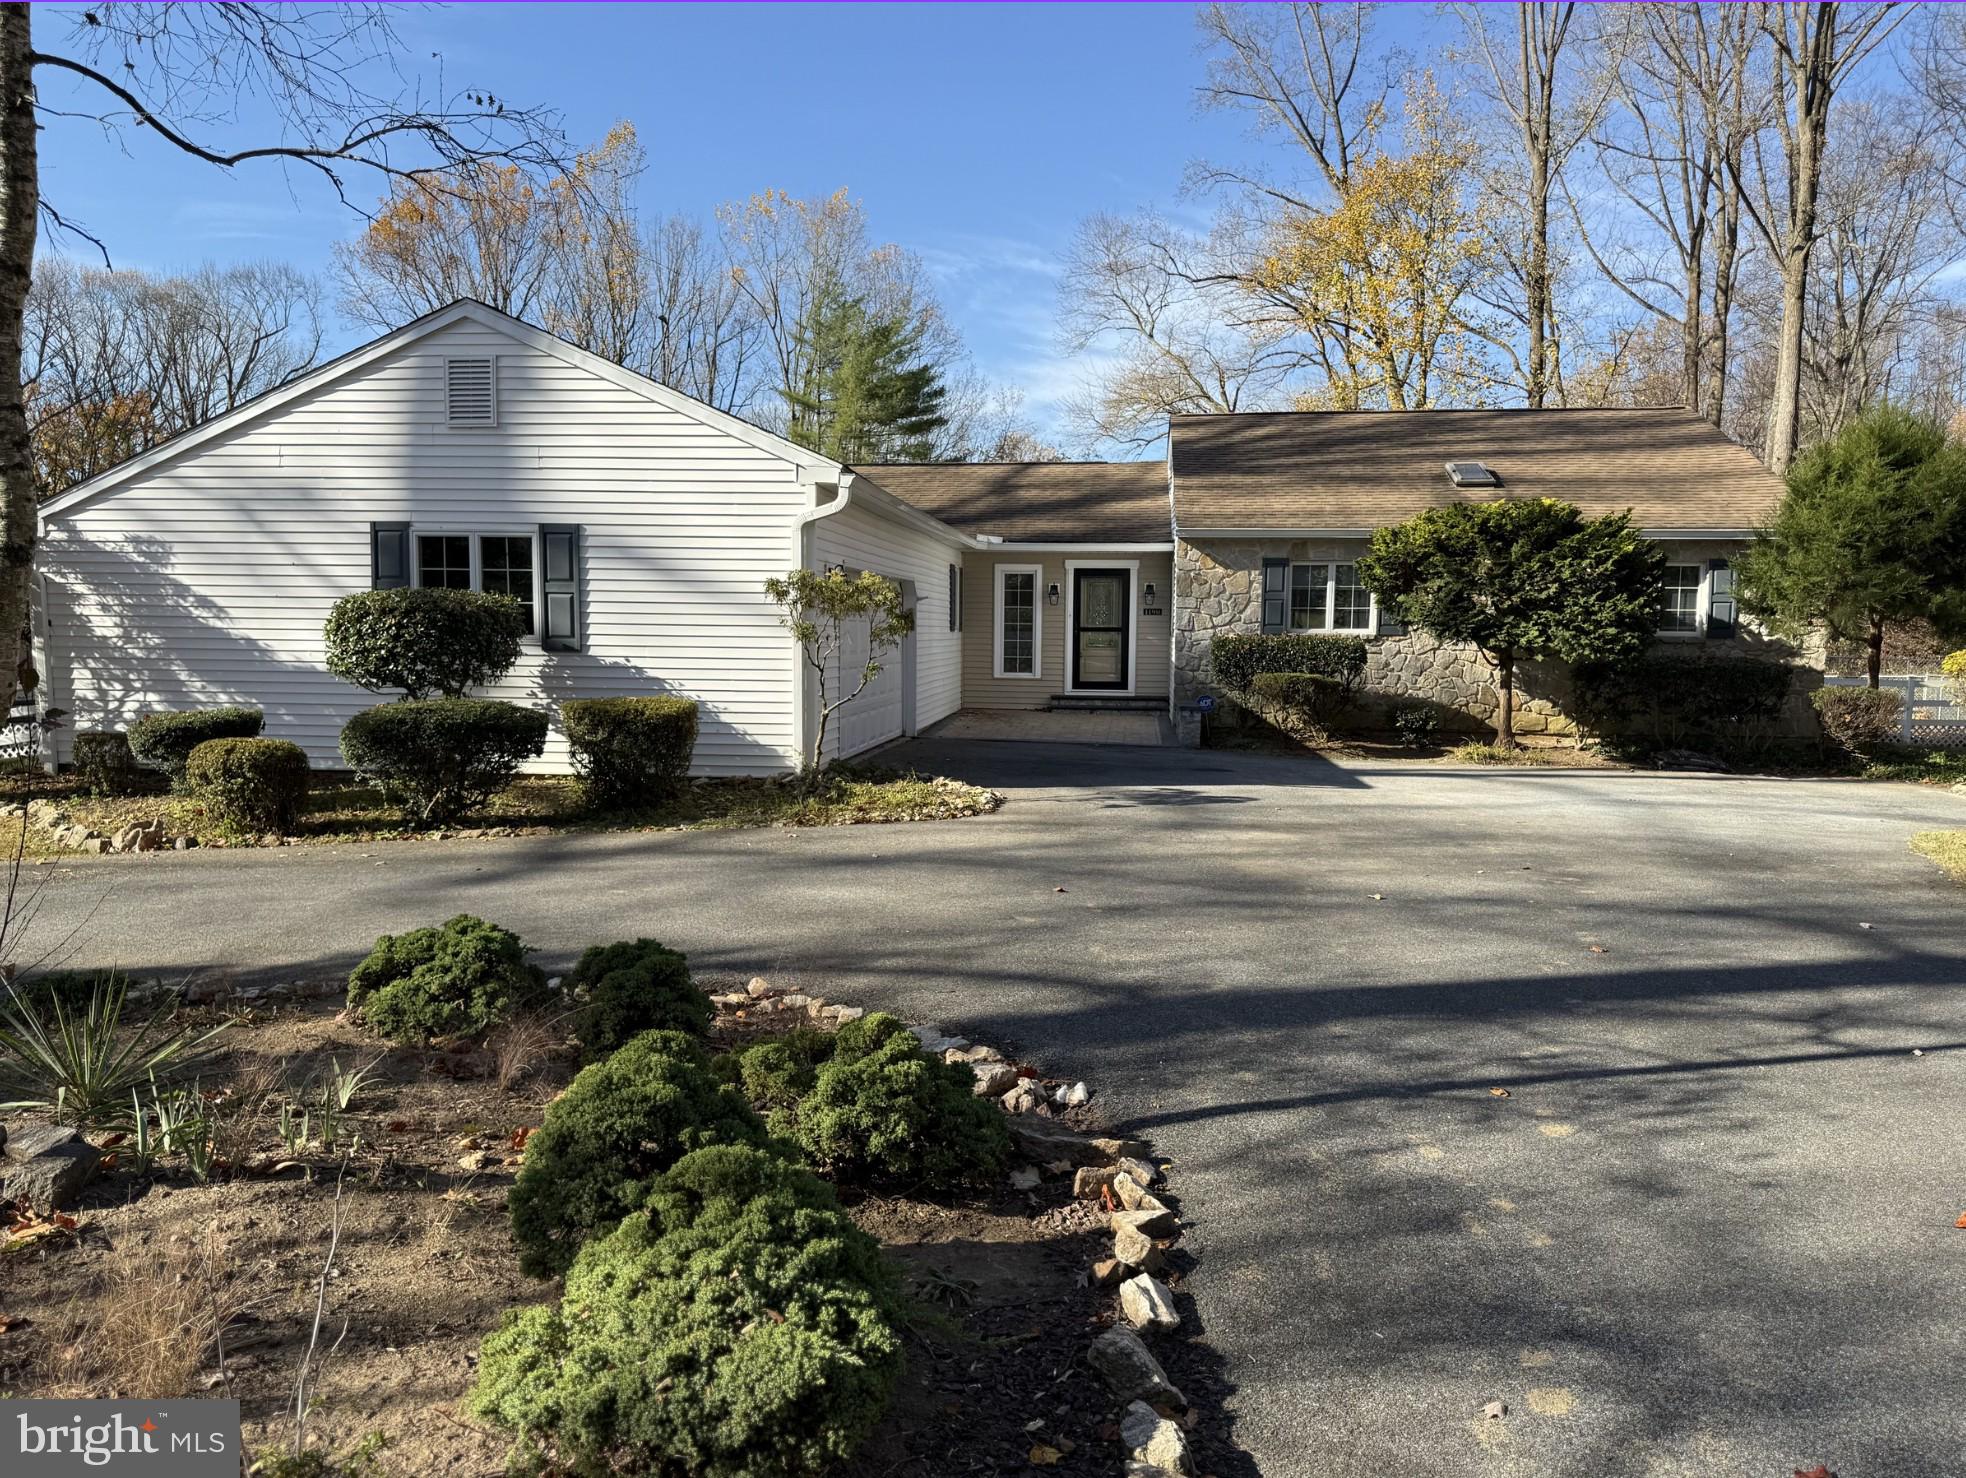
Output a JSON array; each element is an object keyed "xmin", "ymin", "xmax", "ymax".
[
  {"xmin": 855, "ymin": 461, "xmax": 1170, "ymax": 544},
  {"xmin": 1169, "ymin": 407, "xmax": 1784, "ymax": 534}
]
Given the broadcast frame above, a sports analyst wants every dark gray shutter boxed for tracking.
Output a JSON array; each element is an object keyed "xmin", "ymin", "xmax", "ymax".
[
  {"xmin": 1706, "ymin": 558, "xmax": 1736, "ymax": 637},
  {"xmin": 1260, "ymin": 558, "xmax": 1288, "ymax": 634},
  {"xmin": 948, "ymin": 565, "xmax": 959, "ymax": 632},
  {"xmin": 540, "ymin": 524, "xmax": 582, "ymax": 651},
  {"xmin": 371, "ymin": 522, "xmax": 410, "ymax": 589}
]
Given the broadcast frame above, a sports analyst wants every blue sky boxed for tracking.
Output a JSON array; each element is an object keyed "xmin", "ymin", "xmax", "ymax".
[{"xmin": 37, "ymin": 1, "xmax": 1429, "ymax": 442}]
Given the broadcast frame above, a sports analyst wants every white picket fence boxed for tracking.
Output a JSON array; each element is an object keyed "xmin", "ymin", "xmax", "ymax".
[{"xmin": 1822, "ymin": 673, "xmax": 1966, "ymax": 747}]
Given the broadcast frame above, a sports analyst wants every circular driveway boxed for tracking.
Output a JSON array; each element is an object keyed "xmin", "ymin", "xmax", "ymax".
[{"xmin": 29, "ymin": 742, "xmax": 1966, "ymax": 1477}]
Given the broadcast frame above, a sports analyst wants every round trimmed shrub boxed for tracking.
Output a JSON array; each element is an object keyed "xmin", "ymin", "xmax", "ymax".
[
  {"xmin": 340, "ymin": 698, "xmax": 547, "ymax": 824},
  {"xmin": 560, "ymin": 696, "xmax": 699, "ymax": 808},
  {"xmin": 1392, "ymin": 704, "xmax": 1440, "ymax": 748},
  {"xmin": 787, "ymin": 1011, "xmax": 1010, "ymax": 1187},
  {"xmin": 186, "ymin": 737, "xmax": 309, "ymax": 835},
  {"xmin": 737, "ymin": 1028, "xmax": 837, "ymax": 1116},
  {"xmin": 474, "ymin": 1144, "xmax": 901, "ymax": 1478},
  {"xmin": 71, "ymin": 731, "xmax": 139, "ymax": 796},
  {"xmin": 1212, "ymin": 633, "xmax": 1367, "ymax": 695},
  {"xmin": 325, "ymin": 586, "xmax": 525, "ymax": 700},
  {"xmin": 1250, "ymin": 669, "xmax": 1351, "ymax": 741},
  {"xmin": 1812, "ymin": 686, "xmax": 1902, "ymax": 754},
  {"xmin": 566, "ymin": 937, "xmax": 709, "ymax": 1061},
  {"xmin": 347, "ymin": 914, "xmax": 545, "ymax": 1044},
  {"xmin": 508, "ymin": 1030, "xmax": 767, "ymax": 1277},
  {"xmin": 128, "ymin": 707, "xmax": 263, "ymax": 789}
]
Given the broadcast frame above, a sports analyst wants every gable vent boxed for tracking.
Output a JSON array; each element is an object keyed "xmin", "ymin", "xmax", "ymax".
[
  {"xmin": 445, "ymin": 356, "xmax": 497, "ymax": 426},
  {"xmin": 1445, "ymin": 460, "xmax": 1498, "ymax": 488}
]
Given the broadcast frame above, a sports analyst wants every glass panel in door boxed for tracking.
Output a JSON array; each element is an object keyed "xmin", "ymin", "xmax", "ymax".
[{"xmin": 1074, "ymin": 569, "xmax": 1129, "ymax": 689}]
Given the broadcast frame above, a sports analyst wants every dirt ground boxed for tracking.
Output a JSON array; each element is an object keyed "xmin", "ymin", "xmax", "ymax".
[{"xmin": 1, "ymin": 996, "xmax": 1246, "ymax": 1477}]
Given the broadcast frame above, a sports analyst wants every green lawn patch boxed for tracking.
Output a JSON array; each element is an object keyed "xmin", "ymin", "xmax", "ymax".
[{"xmin": 1860, "ymin": 748, "xmax": 1966, "ymax": 786}]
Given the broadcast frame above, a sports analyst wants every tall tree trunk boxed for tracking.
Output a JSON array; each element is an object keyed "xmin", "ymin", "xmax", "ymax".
[
  {"xmin": 1493, "ymin": 650, "xmax": 1517, "ymax": 747},
  {"xmin": 1867, "ymin": 616, "xmax": 1883, "ymax": 690},
  {"xmin": 0, "ymin": 7, "xmax": 37, "ymax": 719},
  {"xmin": 1681, "ymin": 244, "xmax": 1705, "ymax": 416},
  {"xmin": 1767, "ymin": 235, "xmax": 1814, "ymax": 473},
  {"xmin": 1708, "ymin": 195, "xmax": 1739, "ymax": 426}
]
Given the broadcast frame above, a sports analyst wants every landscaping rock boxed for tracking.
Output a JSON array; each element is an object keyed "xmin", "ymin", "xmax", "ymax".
[
  {"xmin": 1113, "ymin": 1220, "xmax": 1160, "ymax": 1269},
  {"xmin": 1064, "ymin": 1080, "xmax": 1091, "ymax": 1107},
  {"xmin": 1126, "ymin": 1464, "xmax": 1184, "ymax": 1478},
  {"xmin": 774, "ymin": 993, "xmax": 813, "ymax": 1013},
  {"xmin": 1121, "ymin": 1402, "xmax": 1193, "ymax": 1476},
  {"xmin": 1000, "ymin": 1079, "xmax": 1049, "ymax": 1115},
  {"xmin": 1086, "ymin": 1327, "xmax": 1186, "ymax": 1408},
  {"xmin": 1120, "ymin": 1273, "xmax": 1181, "ymax": 1334},
  {"xmin": 0, "ymin": 1125, "xmax": 103, "ymax": 1212},
  {"xmin": 971, "ymin": 1061, "xmax": 1019, "ymax": 1098},
  {"xmin": 1117, "ymin": 1154, "xmax": 1160, "ymax": 1186},
  {"xmin": 1008, "ymin": 1165, "xmax": 1041, "ymax": 1191},
  {"xmin": 1112, "ymin": 1205, "xmax": 1180, "ymax": 1240},
  {"xmin": 174, "ymin": 836, "xmax": 195, "ymax": 850},
  {"xmin": 946, "ymin": 1043, "xmax": 1006, "ymax": 1065},
  {"xmin": 1091, "ymin": 1257, "xmax": 1128, "ymax": 1288},
  {"xmin": 1073, "ymin": 1164, "xmax": 1120, "ymax": 1200},
  {"xmin": 1116, "ymin": 1174, "xmax": 1172, "ymax": 1217},
  {"xmin": 825, "ymin": 1005, "xmax": 864, "ymax": 1024},
  {"xmin": 1009, "ymin": 1119, "xmax": 1149, "ymax": 1166},
  {"xmin": 746, "ymin": 977, "xmax": 775, "ymax": 999}
]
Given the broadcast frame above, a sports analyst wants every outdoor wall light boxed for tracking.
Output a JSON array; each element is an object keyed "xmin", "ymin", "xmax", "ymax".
[
  {"xmin": 1047, "ymin": 581, "xmax": 1061, "ymax": 606},
  {"xmin": 1142, "ymin": 581, "xmax": 1157, "ymax": 605}
]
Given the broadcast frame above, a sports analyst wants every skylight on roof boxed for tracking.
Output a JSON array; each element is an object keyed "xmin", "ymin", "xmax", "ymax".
[{"xmin": 1445, "ymin": 461, "xmax": 1499, "ymax": 488}]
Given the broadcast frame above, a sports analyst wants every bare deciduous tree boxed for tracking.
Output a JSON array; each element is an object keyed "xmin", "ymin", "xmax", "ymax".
[
  {"xmin": 1734, "ymin": 0, "xmax": 1907, "ymax": 473},
  {"xmin": 24, "ymin": 258, "xmax": 322, "ymax": 497},
  {"xmin": 1058, "ymin": 211, "xmax": 1297, "ymax": 448},
  {"xmin": 0, "ymin": 3, "xmax": 568, "ymax": 715}
]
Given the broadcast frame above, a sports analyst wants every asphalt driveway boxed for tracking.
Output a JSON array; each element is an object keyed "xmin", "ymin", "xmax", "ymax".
[{"xmin": 21, "ymin": 743, "xmax": 1966, "ymax": 1478}]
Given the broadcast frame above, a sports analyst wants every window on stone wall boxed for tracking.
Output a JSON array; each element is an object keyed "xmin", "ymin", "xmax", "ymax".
[{"xmin": 1290, "ymin": 562, "xmax": 1374, "ymax": 634}]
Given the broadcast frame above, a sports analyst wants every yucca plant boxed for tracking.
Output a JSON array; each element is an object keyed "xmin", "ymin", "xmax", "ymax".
[{"xmin": 0, "ymin": 975, "xmax": 228, "ymax": 1128}]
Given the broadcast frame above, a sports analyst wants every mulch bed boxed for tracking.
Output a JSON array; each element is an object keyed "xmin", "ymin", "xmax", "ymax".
[{"xmin": 0, "ymin": 989, "xmax": 1251, "ymax": 1477}]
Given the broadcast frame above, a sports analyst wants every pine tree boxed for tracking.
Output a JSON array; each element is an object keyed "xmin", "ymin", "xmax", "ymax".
[{"xmin": 785, "ymin": 291, "xmax": 947, "ymax": 463}]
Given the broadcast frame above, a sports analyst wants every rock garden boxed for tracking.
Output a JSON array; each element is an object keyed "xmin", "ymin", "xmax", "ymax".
[{"xmin": 0, "ymin": 916, "xmax": 1240, "ymax": 1477}]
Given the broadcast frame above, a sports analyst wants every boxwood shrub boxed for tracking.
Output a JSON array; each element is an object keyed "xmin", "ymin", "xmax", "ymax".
[
  {"xmin": 1812, "ymin": 686, "xmax": 1902, "ymax": 754},
  {"xmin": 324, "ymin": 586, "xmax": 525, "ymax": 699},
  {"xmin": 340, "ymin": 698, "xmax": 547, "ymax": 824},
  {"xmin": 1212, "ymin": 634, "xmax": 1368, "ymax": 695},
  {"xmin": 566, "ymin": 937, "xmax": 709, "ymax": 1061},
  {"xmin": 186, "ymin": 737, "xmax": 310, "ymax": 835},
  {"xmin": 71, "ymin": 731, "xmax": 140, "ymax": 796},
  {"xmin": 474, "ymin": 1144, "xmax": 901, "ymax": 1478},
  {"xmin": 127, "ymin": 707, "xmax": 263, "ymax": 789},
  {"xmin": 786, "ymin": 1012, "xmax": 1010, "ymax": 1187},
  {"xmin": 560, "ymin": 696, "xmax": 699, "ymax": 808},
  {"xmin": 508, "ymin": 1029, "xmax": 766, "ymax": 1277},
  {"xmin": 347, "ymin": 914, "xmax": 546, "ymax": 1045}
]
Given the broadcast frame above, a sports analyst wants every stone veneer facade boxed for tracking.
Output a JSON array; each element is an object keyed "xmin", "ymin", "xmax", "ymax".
[{"xmin": 1173, "ymin": 536, "xmax": 1817, "ymax": 736}]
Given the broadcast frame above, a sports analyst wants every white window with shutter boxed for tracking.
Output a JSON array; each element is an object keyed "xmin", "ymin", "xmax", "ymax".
[{"xmin": 445, "ymin": 356, "xmax": 497, "ymax": 427}]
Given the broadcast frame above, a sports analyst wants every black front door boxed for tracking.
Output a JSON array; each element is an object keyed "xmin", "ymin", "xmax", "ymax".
[{"xmin": 1072, "ymin": 567, "xmax": 1130, "ymax": 690}]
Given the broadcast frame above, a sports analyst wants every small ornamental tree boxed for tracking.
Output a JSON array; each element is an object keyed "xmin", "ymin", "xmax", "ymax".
[
  {"xmin": 325, "ymin": 587, "xmax": 526, "ymax": 699},
  {"xmin": 1736, "ymin": 407, "xmax": 1966, "ymax": 688},
  {"xmin": 763, "ymin": 568, "xmax": 914, "ymax": 782},
  {"xmin": 1357, "ymin": 499, "xmax": 1667, "ymax": 747}
]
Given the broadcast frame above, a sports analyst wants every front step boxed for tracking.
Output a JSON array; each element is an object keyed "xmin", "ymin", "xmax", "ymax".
[{"xmin": 1047, "ymin": 695, "xmax": 1164, "ymax": 713}]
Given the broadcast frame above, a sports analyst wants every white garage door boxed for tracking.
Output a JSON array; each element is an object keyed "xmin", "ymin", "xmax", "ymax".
[{"xmin": 836, "ymin": 607, "xmax": 906, "ymax": 758}]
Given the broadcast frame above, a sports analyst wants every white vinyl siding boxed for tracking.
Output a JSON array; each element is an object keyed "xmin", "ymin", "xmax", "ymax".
[
  {"xmin": 42, "ymin": 317, "xmax": 811, "ymax": 776},
  {"xmin": 807, "ymin": 496, "xmax": 965, "ymax": 762}
]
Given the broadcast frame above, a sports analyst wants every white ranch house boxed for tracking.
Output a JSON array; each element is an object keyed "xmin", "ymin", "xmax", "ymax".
[{"xmin": 34, "ymin": 300, "xmax": 1799, "ymax": 774}]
